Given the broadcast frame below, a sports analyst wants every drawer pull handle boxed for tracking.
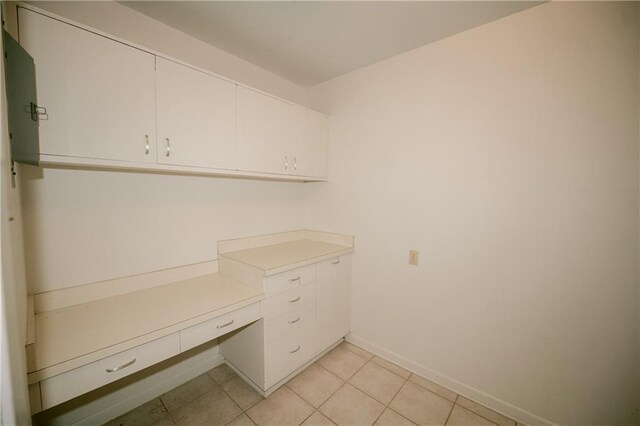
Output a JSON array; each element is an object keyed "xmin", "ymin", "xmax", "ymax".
[
  {"xmin": 332, "ymin": 259, "xmax": 341, "ymax": 265},
  {"xmin": 289, "ymin": 296, "xmax": 301, "ymax": 303},
  {"xmin": 217, "ymin": 319, "xmax": 235, "ymax": 329},
  {"xmin": 106, "ymin": 357, "xmax": 136, "ymax": 373},
  {"xmin": 290, "ymin": 345, "xmax": 301, "ymax": 354},
  {"xmin": 289, "ymin": 317, "xmax": 301, "ymax": 324},
  {"xmin": 289, "ymin": 276, "xmax": 301, "ymax": 282}
]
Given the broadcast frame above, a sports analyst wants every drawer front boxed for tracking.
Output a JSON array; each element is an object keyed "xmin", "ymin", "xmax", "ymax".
[
  {"xmin": 267, "ymin": 326, "xmax": 316, "ymax": 387},
  {"xmin": 180, "ymin": 302, "xmax": 261, "ymax": 352},
  {"xmin": 266, "ymin": 302, "xmax": 315, "ymax": 343},
  {"xmin": 40, "ymin": 333, "xmax": 180, "ymax": 409},
  {"xmin": 266, "ymin": 283, "xmax": 315, "ymax": 320},
  {"xmin": 264, "ymin": 265, "xmax": 316, "ymax": 297}
]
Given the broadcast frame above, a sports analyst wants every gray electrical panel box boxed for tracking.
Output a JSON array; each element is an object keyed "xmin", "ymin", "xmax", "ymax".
[{"xmin": 3, "ymin": 29, "xmax": 40, "ymax": 165}]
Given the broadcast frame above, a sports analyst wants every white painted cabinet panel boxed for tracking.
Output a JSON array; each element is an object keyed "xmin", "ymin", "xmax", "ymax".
[
  {"xmin": 156, "ymin": 58, "xmax": 236, "ymax": 170},
  {"xmin": 316, "ymin": 255, "xmax": 352, "ymax": 351},
  {"xmin": 19, "ymin": 9, "xmax": 157, "ymax": 163},
  {"xmin": 237, "ymin": 86, "xmax": 292, "ymax": 175}
]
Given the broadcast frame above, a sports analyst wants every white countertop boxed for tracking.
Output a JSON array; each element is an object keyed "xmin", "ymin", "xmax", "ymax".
[
  {"xmin": 32, "ymin": 273, "xmax": 263, "ymax": 381},
  {"xmin": 219, "ymin": 239, "xmax": 353, "ymax": 275}
]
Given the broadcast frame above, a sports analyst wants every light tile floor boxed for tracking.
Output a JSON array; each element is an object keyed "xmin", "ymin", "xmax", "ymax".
[{"xmin": 105, "ymin": 342, "xmax": 521, "ymax": 426}]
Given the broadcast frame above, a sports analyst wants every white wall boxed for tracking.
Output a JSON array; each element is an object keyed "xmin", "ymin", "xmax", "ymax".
[
  {"xmin": 21, "ymin": 167, "xmax": 306, "ymax": 293},
  {"xmin": 307, "ymin": 2, "xmax": 639, "ymax": 425}
]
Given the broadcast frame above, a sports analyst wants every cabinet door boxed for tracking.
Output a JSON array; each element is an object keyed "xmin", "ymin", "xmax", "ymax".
[
  {"xmin": 156, "ymin": 58, "xmax": 236, "ymax": 169},
  {"xmin": 316, "ymin": 255, "xmax": 352, "ymax": 351},
  {"xmin": 18, "ymin": 9, "xmax": 157, "ymax": 163},
  {"xmin": 237, "ymin": 86, "xmax": 292, "ymax": 175},
  {"xmin": 294, "ymin": 109, "xmax": 328, "ymax": 178}
]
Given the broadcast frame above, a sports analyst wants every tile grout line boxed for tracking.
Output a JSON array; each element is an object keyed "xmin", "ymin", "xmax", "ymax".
[
  {"xmin": 443, "ymin": 395, "xmax": 458, "ymax": 425},
  {"xmin": 310, "ymin": 348, "xmax": 374, "ymax": 425},
  {"xmin": 351, "ymin": 360, "xmax": 408, "ymax": 408},
  {"xmin": 452, "ymin": 402, "xmax": 503, "ymax": 426}
]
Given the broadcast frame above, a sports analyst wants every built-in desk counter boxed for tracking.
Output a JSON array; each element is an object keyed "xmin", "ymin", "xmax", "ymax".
[
  {"xmin": 28, "ymin": 271, "xmax": 264, "ymax": 410},
  {"xmin": 26, "ymin": 230, "xmax": 354, "ymax": 413}
]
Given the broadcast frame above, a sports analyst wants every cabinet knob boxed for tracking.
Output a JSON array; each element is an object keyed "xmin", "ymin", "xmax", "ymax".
[
  {"xmin": 288, "ymin": 296, "xmax": 301, "ymax": 304},
  {"xmin": 284, "ymin": 156, "xmax": 288, "ymax": 170},
  {"xmin": 332, "ymin": 258, "xmax": 341, "ymax": 265},
  {"xmin": 166, "ymin": 138, "xmax": 171, "ymax": 157},
  {"xmin": 294, "ymin": 157, "xmax": 297, "ymax": 171},
  {"xmin": 144, "ymin": 134, "xmax": 150, "ymax": 155},
  {"xmin": 289, "ymin": 345, "xmax": 301, "ymax": 354}
]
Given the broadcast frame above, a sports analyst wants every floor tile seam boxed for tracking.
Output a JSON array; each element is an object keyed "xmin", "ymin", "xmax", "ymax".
[
  {"xmin": 221, "ymin": 376, "xmax": 262, "ymax": 413},
  {"xmin": 403, "ymin": 377, "xmax": 465, "ymax": 408},
  {"xmin": 227, "ymin": 412, "xmax": 257, "ymax": 426},
  {"xmin": 371, "ymin": 357, "xmax": 411, "ymax": 380},
  {"xmin": 407, "ymin": 375, "xmax": 458, "ymax": 403},
  {"xmin": 340, "ymin": 342, "xmax": 374, "ymax": 362},
  {"xmin": 284, "ymin": 381, "xmax": 327, "ymax": 410},
  {"xmin": 160, "ymin": 375, "xmax": 221, "ymax": 417},
  {"xmin": 452, "ymin": 402, "xmax": 504, "ymax": 426},
  {"xmin": 382, "ymin": 376, "xmax": 409, "ymax": 408},
  {"xmin": 348, "ymin": 370, "xmax": 408, "ymax": 407},
  {"xmin": 367, "ymin": 358, "xmax": 410, "ymax": 383},
  {"xmin": 313, "ymin": 361, "xmax": 350, "ymax": 383},
  {"xmin": 217, "ymin": 382, "xmax": 247, "ymax": 419},
  {"xmin": 316, "ymin": 380, "xmax": 350, "ymax": 421},
  {"xmin": 383, "ymin": 406, "xmax": 419, "ymax": 426},
  {"xmin": 443, "ymin": 398, "xmax": 457, "ymax": 426}
]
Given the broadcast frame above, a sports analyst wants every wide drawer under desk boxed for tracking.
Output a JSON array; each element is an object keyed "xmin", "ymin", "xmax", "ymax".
[
  {"xmin": 40, "ymin": 334, "xmax": 180, "ymax": 410},
  {"xmin": 180, "ymin": 302, "xmax": 261, "ymax": 352},
  {"xmin": 29, "ymin": 272, "xmax": 266, "ymax": 412}
]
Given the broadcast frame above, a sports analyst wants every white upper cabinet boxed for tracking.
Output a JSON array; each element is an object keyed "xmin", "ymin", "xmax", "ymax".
[
  {"xmin": 156, "ymin": 58, "xmax": 236, "ymax": 170},
  {"xmin": 237, "ymin": 87, "xmax": 328, "ymax": 178},
  {"xmin": 237, "ymin": 86, "xmax": 293, "ymax": 175},
  {"xmin": 17, "ymin": 6, "xmax": 328, "ymax": 181},
  {"xmin": 19, "ymin": 9, "xmax": 157, "ymax": 163}
]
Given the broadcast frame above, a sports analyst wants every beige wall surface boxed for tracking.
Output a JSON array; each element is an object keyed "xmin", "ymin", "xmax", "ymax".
[
  {"xmin": 307, "ymin": 2, "xmax": 639, "ymax": 424},
  {"xmin": 21, "ymin": 167, "xmax": 306, "ymax": 293}
]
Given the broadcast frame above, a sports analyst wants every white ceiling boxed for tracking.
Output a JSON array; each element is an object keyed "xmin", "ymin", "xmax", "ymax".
[{"xmin": 122, "ymin": 1, "xmax": 542, "ymax": 87}]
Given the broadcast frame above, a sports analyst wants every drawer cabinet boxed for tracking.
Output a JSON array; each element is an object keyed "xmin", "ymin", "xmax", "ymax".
[
  {"xmin": 266, "ymin": 283, "xmax": 316, "ymax": 320},
  {"xmin": 266, "ymin": 302, "xmax": 315, "ymax": 343},
  {"xmin": 180, "ymin": 302, "xmax": 261, "ymax": 352},
  {"xmin": 264, "ymin": 265, "xmax": 316, "ymax": 297},
  {"xmin": 267, "ymin": 326, "xmax": 315, "ymax": 387},
  {"xmin": 39, "ymin": 334, "xmax": 180, "ymax": 409},
  {"xmin": 221, "ymin": 254, "xmax": 352, "ymax": 394}
]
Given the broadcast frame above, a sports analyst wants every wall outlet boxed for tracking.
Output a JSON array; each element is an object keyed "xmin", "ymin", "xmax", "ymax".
[{"xmin": 409, "ymin": 250, "xmax": 419, "ymax": 266}]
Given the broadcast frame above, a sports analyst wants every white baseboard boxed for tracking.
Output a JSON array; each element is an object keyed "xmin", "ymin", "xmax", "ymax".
[{"xmin": 345, "ymin": 334, "xmax": 555, "ymax": 426}]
